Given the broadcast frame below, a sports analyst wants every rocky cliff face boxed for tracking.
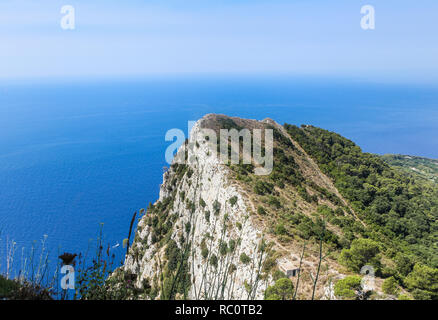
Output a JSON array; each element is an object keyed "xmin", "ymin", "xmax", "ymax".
[
  {"xmin": 113, "ymin": 114, "xmax": 391, "ymax": 300},
  {"xmin": 120, "ymin": 116, "xmax": 272, "ymax": 299}
]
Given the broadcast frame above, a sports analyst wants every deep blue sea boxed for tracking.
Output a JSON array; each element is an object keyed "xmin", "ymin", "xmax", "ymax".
[{"xmin": 1, "ymin": 75, "xmax": 437, "ymax": 279}]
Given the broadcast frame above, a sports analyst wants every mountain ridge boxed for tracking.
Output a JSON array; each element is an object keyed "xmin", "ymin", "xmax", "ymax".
[{"xmin": 109, "ymin": 114, "xmax": 438, "ymax": 300}]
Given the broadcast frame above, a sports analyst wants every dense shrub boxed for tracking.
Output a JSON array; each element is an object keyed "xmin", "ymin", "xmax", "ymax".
[
  {"xmin": 340, "ymin": 238, "xmax": 381, "ymax": 273},
  {"xmin": 240, "ymin": 253, "xmax": 251, "ymax": 265},
  {"xmin": 382, "ymin": 276, "xmax": 399, "ymax": 295},
  {"xmin": 213, "ymin": 200, "xmax": 221, "ymax": 215},
  {"xmin": 334, "ymin": 275, "xmax": 362, "ymax": 299},
  {"xmin": 254, "ymin": 180, "xmax": 274, "ymax": 195},
  {"xmin": 229, "ymin": 196, "xmax": 238, "ymax": 206},
  {"xmin": 210, "ymin": 254, "xmax": 218, "ymax": 268},
  {"xmin": 257, "ymin": 206, "xmax": 267, "ymax": 215},
  {"xmin": 204, "ymin": 210, "xmax": 210, "ymax": 222},
  {"xmin": 404, "ymin": 264, "xmax": 438, "ymax": 300},
  {"xmin": 264, "ymin": 278, "xmax": 294, "ymax": 300},
  {"xmin": 201, "ymin": 247, "xmax": 209, "ymax": 259},
  {"xmin": 268, "ymin": 196, "xmax": 281, "ymax": 209},
  {"xmin": 165, "ymin": 240, "xmax": 180, "ymax": 272}
]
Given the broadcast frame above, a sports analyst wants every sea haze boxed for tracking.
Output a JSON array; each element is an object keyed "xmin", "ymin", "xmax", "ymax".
[{"xmin": 0, "ymin": 76, "xmax": 437, "ymax": 275}]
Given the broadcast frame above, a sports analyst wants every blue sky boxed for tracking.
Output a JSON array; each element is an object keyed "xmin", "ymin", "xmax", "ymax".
[{"xmin": 1, "ymin": 0, "xmax": 437, "ymax": 82}]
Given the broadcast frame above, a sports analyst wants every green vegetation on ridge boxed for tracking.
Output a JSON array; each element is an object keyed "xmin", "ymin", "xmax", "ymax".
[{"xmin": 284, "ymin": 124, "xmax": 438, "ymax": 299}]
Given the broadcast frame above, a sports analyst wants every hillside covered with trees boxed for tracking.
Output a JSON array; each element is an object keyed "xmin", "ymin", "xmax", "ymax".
[{"xmin": 284, "ymin": 124, "xmax": 438, "ymax": 299}]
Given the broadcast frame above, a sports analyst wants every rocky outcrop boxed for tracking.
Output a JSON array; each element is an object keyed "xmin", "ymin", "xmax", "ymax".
[
  {"xmin": 115, "ymin": 114, "xmax": 383, "ymax": 300},
  {"xmin": 121, "ymin": 116, "xmax": 273, "ymax": 299}
]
